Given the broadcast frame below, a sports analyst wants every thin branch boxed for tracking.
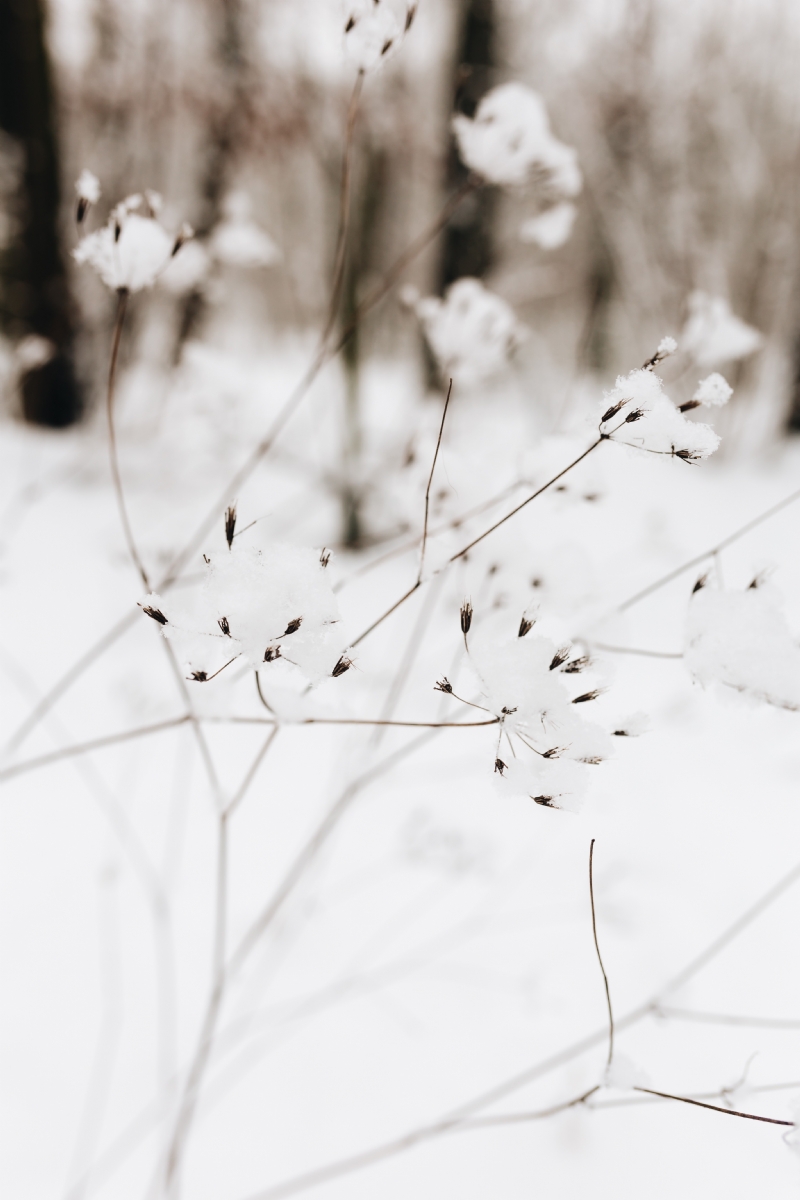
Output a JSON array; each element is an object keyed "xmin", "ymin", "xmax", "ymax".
[
  {"xmin": 418, "ymin": 380, "xmax": 453, "ymax": 585},
  {"xmin": 105, "ymin": 289, "xmax": 150, "ymax": 589},
  {"xmin": 205, "ymin": 715, "xmax": 499, "ymax": 730},
  {"xmin": 224, "ymin": 726, "xmax": 281, "ymax": 820},
  {"xmin": 350, "ymin": 582, "xmax": 421, "ymax": 648},
  {"xmin": 449, "ymin": 438, "xmax": 604, "ymax": 563},
  {"xmin": 588, "ymin": 643, "xmax": 683, "ymax": 660},
  {"xmin": 611, "ymin": 485, "xmax": 800, "ymax": 615},
  {"xmin": 460, "ymin": 1087, "xmax": 601, "ymax": 1129},
  {"xmin": 589, "ymin": 839, "xmax": 614, "ymax": 1070},
  {"xmin": 0, "ymin": 716, "xmax": 191, "ymax": 783},
  {"xmin": 632, "ymin": 1086, "xmax": 792, "ymax": 1127},
  {"xmin": 656, "ymin": 1006, "xmax": 800, "ymax": 1030}
]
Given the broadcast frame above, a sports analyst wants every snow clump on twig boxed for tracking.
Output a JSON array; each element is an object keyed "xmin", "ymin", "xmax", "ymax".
[
  {"xmin": 209, "ymin": 192, "xmax": 280, "ymax": 268},
  {"xmin": 343, "ymin": 0, "xmax": 416, "ymax": 71},
  {"xmin": 685, "ymin": 583, "xmax": 800, "ymax": 712},
  {"xmin": 681, "ymin": 292, "xmax": 763, "ymax": 366},
  {"xmin": 599, "ymin": 368, "xmax": 721, "ymax": 463},
  {"xmin": 414, "ymin": 277, "xmax": 526, "ymax": 385},
  {"xmin": 142, "ymin": 542, "xmax": 350, "ymax": 686},
  {"xmin": 453, "ymin": 83, "xmax": 581, "ymax": 195},
  {"xmin": 74, "ymin": 191, "xmax": 192, "ymax": 292},
  {"xmin": 519, "ymin": 201, "xmax": 577, "ymax": 249},
  {"xmin": 470, "ymin": 634, "xmax": 612, "ymax": 813}
]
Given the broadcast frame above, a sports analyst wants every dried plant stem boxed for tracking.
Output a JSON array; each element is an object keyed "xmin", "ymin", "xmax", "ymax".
[
  {"xmin": 106, "ymin": 289, "xmax": 150, "ymax": 589},
  {"xmin": 162, "ymin": 814, "xmax": 229, "ymax": 1196},
  {"xmin": 449, "ymin": 437, "xmax": 604, "ymax": 563},
  {"xmin": 587, "ymin": 643, "xmax": 683, "ymax": 660},
  {"xmin": 631, "ymin": 1086, "xmax": 792, "ymax": 1127},
  {"xmin": 161, "ymin": 720, "xmax": 280, "ymax": 1194},
  {"xmin": 417, "ymin": 380, "xmax": 453, "ymax": 585},
  {"xmin": 657, "ymin": 1006, "xmax": 800, "ymax": 1030},
  {"xmin": 611, "ymin": 484, "xmax": 800, "ymax": 615},
  {"xmin": 0, "ymin": 715, "xmax": 191, "ymax": 782},
  {"xmin": 589, "ymin": 839, "xmax": 614, "ymax": 1070}
]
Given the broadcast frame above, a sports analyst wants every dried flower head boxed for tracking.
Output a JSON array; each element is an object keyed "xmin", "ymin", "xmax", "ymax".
[{"xmin": 74, "ymin": 191, "xmax": 188, "ymax": 292}]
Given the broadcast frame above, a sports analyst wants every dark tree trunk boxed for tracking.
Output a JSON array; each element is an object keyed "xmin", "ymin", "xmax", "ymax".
[
  {"xmin": 0, "ymin": 0, "xmax": 81, "ymax": 426},
  {"xmin": 438, "ymin": 0, "xmax": 498, "ymax": 291}
]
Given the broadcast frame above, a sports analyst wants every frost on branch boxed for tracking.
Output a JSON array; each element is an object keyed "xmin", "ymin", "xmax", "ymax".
[
  {"xmin": 74, "ymin": 192, "xmax": 191, "ymax": 292},
  {"xmin": 142, "ymin": 543, "xmax": 349, "ymax": 685},
  {"xmin": 681, "ymin": 292, "xmax": 763, "ymax": 366},
  {"xmin": 519, "ymin": 201, "xmax": 577, "ymax": 249},
  {"xmin": 470, "ymin": 635, "xmax": 612, "ymax": 813},
  {"xmin": 343, "ymin": 0, "xmax": 416, "ymax": 72},
  {"xmin": 452, "ymin": 83, "xmax": 581, "ymax": 194},
  {"xmin": 414, "ymin": 278, "xmax": 526, "ymax": 385},
  {"xmin": 685, "ymin": 585, "xmax": 800, "ymax": 711},
  {"xmin": 599, "ymin": 368, "xmax": 721, "ymax": 462}
]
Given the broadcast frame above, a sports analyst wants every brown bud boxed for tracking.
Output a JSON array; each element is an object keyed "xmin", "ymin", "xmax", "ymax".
[
  {"xmin": 263, "ymin": 645, "xmax": 281, "ymax": 663},
  {"xmin": 549, "ymin": 645, "xmax": 571, "ymax": 671},
  {"xmin": 572, "ymin": 689, "xmax": 601, "ymax": 704},
  {"xmin": 224, "ymin": 505, "xmax": 236, "ymax": 548},
  {"xmin": 434, "ymin": 677, "xmax": 453, "ymax": 693},
  {"xmin": 494, "ymin": 758, "xmax": 506, "ymax": 775},
  {"xmin": 460, "ymin": 600, "xmax": 473, "ymax": 636},
  {"xmin": 142, "ymin": 605, "xmax": 168, "ymax": 625},
  {"xmin": 518, "ymin": 615, "xmax": 534, "ymax": 638},
  {"xmin": 281, "ymin": 618, "xmax": 302, "ymax": 637},
  {"xmin": 332, "ymin": 655, "xmax": 352, "ymax": 678},
  {"xmin": 218, "ymin": 617, "xmax": 231, "ymax": 636}
]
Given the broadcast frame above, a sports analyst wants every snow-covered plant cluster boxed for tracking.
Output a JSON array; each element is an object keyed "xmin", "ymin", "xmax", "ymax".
[{"xmin": 7, "ymin": 12, "xmax": 800, "ymax": 1200}]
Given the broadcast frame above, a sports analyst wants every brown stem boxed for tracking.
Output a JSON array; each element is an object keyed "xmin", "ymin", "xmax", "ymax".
[
  {"xmin": 106, "ymin": 289, "xmax": 150, "ymax": 589},
  {"xmin": 319, "ymin": 71, "xmax": 364, "ymax": 351},
  {"xmin": 417, "ymin": 379, "xmax": 453, "ymax": 585},
  {"xmin": 589, "ymin": 839, "xmax": 614, "ymax": 1070},
  {"xmin": 632, "ymin": 1086, "xmax": 792, "ymax": 1127}
]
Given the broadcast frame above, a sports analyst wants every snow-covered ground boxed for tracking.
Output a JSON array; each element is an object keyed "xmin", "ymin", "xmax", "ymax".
[{"xmin": 2, "ymin": 338, "xmax": 800, "ymax": 1200}]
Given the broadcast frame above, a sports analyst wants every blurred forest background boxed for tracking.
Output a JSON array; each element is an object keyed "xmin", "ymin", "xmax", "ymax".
[{"xmin": 3, "ymin": 0, "xmax": 800, "ymax": 456}]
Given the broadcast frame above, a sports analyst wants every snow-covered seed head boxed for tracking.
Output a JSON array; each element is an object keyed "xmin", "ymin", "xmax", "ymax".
[
  {"xmin": 224, "ymin": 505, "xmax": 237, "ymax": 549},
  {"xmin": 601, "ymin": 399, "xmax": 625, "ymax": 424},
  {"xmin": 281, "ymin": 617, "xmax": 302, "ymax": 636},
  {"xmin": 452, "ymin": 83, "xmax": 581, "ymax": 194},
  {"xmin": 74, "ymin": 190, "xmax": 185, "ymax": 293},
  {"xmin": 263, "ymin": 645, "xmax": 282, "ymax": 663},
  {"xmin": 460, "ymin": 600, "xmax": 473, "ymax": 636},
  {"xmin": 642, "ymin": 336, "xmax": 678, "ymax": 371},
  {"xmin": 533, "ymin": 794, "xmax": 555, "ymax": 807}
]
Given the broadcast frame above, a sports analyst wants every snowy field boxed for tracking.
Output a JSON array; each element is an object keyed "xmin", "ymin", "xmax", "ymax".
[{"xmin": 2, "ymin": 331, "xmax": 800, "ymax": 1199}]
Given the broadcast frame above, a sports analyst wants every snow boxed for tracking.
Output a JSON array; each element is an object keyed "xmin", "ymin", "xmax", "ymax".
[
  {"xmin": 73, "ymin": 193, "xmax": 180, "ymax": 293},
  {"xmin": 3, "ymin": 343, "xmax": 800, "ymax": 1200},
  {"xmin": 414, "ymin": 277, "xmax": 527, "ymax": 385},
  {"xmin": 692, "ymin": 372, "xmax": 733, "ymax": 408},
  {"xmin": 681, "ymin": 292, "xmax": 764, "ymax": 366},
  {"xmin": 685, "ymin": 585, "xmax": 800, "ymax": 711},
  {"xmin": 343, "ymin": 0, "xmax": 416, "ymax": 72},
  {"xmin": 452, "ymin": 83, "xmax": 582, "ymax": 193},
  {"xmin": 519, "ymin": 201, "xmax": 578, "ymax": 249},
  {"xmin": 74, "ymin": 168, "xmax": 100, "ymax": 205},
  {"xmin": 599, "ymin": 368, "xmax": 721, "ymax": 462},
  {"xmin": 209, "ymin": 193, "xmax": 281, "ymax": 269}
]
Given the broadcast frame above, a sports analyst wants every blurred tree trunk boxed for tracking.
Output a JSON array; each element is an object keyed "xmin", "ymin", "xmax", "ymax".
[
  {"xmin": 438, "ymin": 0, "xmax": 497, "ymax": 290},
  {"xmin": 173, "ymin": 0, "xmax": 247, "ymax": 357},
  {"xmin": 0, "ymin": 0, "xmax": 81, "ymax": 425}
]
